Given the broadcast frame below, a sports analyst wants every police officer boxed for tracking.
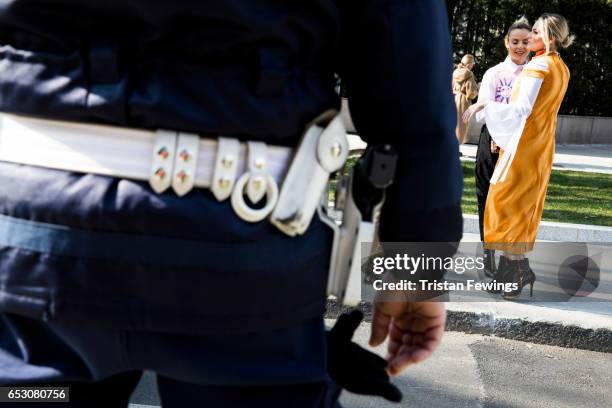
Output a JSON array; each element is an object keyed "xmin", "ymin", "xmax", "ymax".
[{"xmin": 0, "ymin": 0, "xmax": 462, "ymax": 406}]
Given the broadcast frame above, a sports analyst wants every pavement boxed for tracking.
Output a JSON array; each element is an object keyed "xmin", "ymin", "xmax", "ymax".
[
  {"xmin": 127, "ymin": 327, "xmax": 612, "ymax": 408},
  {"xmin": 349, "ymin": 136, "xmax": 612, "ymax": 175},
  {"xmin": 348, "ymin": 134, "xmax": 612, "ymax": 175},
  {"xmin": 439, "ymin": 234, "xmax": 612, "ymax": 352},
  {"xmin": 324, "ymin": 233, "xmax": 612, "ymax": 353}
]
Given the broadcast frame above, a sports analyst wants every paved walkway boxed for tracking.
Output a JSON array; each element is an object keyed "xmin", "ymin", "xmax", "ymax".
[
  {"xmin": 460, "ymin": 143, "xmax": 612, "ymax": 174},
  {"xmin": 339, "ymin": 326, "xmax": 611, "ymax": 408},
  {"xmin": 348, "ymin": 134, "xmax": 612, "ymax": 174},
  {"xmin": 128, "ymin": 328, "xmax": 612, "ymax": 408}
]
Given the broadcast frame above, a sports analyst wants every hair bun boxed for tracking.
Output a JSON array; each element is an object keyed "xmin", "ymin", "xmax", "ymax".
[
  {"xmin": 561, "ymin": 34, "xmax": 575, "ymax": 49},
  {"xmin": 515, "ymin": 16, "xmax": 530, "ymax": 26}
]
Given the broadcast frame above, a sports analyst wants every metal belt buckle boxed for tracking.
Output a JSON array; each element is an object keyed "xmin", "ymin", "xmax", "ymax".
[
  {"xmin": 271, "ymin": 110, "xmax": 348, "ymax": 236},
  {"xmin": 231, "ymin": 142, "xmax": 279, "ymax": 222}
]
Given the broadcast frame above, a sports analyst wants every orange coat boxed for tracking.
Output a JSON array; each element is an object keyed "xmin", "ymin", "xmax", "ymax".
[{"xmin": 484, "ymin": 52, "xmax": 570, "ymax": 253}]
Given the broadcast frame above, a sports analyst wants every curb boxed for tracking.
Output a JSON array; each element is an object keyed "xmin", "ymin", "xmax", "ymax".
[
  {"xmin": 325, "ymin": 299, "xmax": 612, "ymax": 353},
  {"xmin": 444, "ymin": 309, "xmax": 612, "ymax": 353},
  {"xmin": 463, "ymin": 214, "xmax": 612, "ymax": 243}
]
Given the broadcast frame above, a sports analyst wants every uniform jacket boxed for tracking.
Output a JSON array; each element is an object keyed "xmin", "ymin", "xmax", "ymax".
[{"xmin": 0, "ymin": 0, "xmax": 462, "ymax": 334}]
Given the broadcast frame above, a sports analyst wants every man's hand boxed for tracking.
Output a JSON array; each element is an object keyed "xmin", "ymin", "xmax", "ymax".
[{"xmin": 370, "ymin": 301, "xmax": 446, "ymax": 376}]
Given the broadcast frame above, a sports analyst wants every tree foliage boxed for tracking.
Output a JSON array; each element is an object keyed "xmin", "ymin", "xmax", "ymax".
[{"xmin": 447, "ymin": 0, "xmax": 612, "ymax": 116}]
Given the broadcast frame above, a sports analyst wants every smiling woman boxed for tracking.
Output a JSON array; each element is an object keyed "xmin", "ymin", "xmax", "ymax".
[
  {"xmin": 506, "ymin": 18, "xmax": 531, "ymax": 65},
  {"xmin": 472, "ymin": 17, "xmax": 531, "ymax": 276}
]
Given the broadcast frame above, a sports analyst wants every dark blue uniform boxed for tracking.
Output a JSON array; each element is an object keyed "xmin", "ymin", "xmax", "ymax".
[{"xmin": 0, "ymin": 0, "xmax": 462, "ymax": 405}]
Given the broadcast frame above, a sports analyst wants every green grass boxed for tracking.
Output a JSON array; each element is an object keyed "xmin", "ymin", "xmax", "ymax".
[
  {"xmin": 461, "ymin": 160, "xmax": 612, "ymax": 226},
  {"xmin": 328, "ymin": 155, "xmax": 359, "ymax": 203},
  {"xmin": 330, "ymin": 157, "xmax": 612, "ymax": 226}
]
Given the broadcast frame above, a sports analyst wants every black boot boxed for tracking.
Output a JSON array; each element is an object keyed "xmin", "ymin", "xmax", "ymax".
[
  {"xmin": 486, "ymin": 255, "xmax": 509, "ymax": 294},
  {"xmin": 502, "ymin": 258, "xmax": 536, "ymax": 300},
  {"xmin": 483, "ymin": 248, "xmax": 497, "ymax": 278}
]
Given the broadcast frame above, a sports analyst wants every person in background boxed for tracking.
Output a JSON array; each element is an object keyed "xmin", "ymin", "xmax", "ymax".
[
  {"xmin": 452, "ymin": 54, "xmax": 479, "ymax": 144},
  {"xmin": 464, "ymin": 13, "xmax": 573, "ymax": 300},
  {"xmin": 475, "ymin": 17, "xmax": 531, "ymax": 278}
]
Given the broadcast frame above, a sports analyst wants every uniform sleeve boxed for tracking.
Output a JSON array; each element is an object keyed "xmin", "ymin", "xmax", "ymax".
[{"xmin": 337, "ymin": 0, "xmax": 462, "ymax": 244}]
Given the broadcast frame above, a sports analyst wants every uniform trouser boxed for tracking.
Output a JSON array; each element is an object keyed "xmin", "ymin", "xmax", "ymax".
[
  {"xmin": 475, "ymin": 125, "xmax": 499, "ymax": 242},
  {"xmin": 0, "ymin": 313, "xmax": 341, "ymax": 408},
  {"xmin": 0, "ymin": 161, "xmax": 339, "ymax": 407},
  {"xmin": 0, "ymin": 370, "xmax": 338, "ymax": 408}
]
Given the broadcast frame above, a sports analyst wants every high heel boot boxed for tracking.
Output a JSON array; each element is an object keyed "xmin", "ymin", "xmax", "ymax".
[
  {"xmin": 486, "ymin": 255, "xmax": 509, "ymax": 294},
  {"xmin": 502, "ymin": 258, "xmax": 536, "ymax": 300},
  {"xmin": 483, "ymin": 248, "xmax": 497, "ymax": 278}
]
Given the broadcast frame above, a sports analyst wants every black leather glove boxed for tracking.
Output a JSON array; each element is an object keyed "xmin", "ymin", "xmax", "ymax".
[{"xmin": 327, "ymin": 309, "xmax": 403, "ymax": 403}]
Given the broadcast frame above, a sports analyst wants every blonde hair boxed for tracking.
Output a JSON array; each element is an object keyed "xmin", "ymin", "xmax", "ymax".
[
  {"xmin": 458, "ymin": 54, "xmax": 475, "ymax": 69},
  {"xmin": 535, "ymin": 13, "xmax": 575, "ymax": 52}
]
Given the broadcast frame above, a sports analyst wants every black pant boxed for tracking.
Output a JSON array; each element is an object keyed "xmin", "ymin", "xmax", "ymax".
[
  {"xmin": 0, "ymin": 313, "xmax": 340, "ymax": 408},
  {"xmin": 475, "ymin": 125, "xmax": 499, "ymax": 242},
  {"xmin": 0, "ymin": 373, "xmax": 340, "ymax": 408}
]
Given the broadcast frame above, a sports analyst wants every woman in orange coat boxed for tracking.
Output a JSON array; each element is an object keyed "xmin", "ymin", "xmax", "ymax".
[{"xmin": 464, "ymin": 13, "xmax": 573, "ymax": 299}]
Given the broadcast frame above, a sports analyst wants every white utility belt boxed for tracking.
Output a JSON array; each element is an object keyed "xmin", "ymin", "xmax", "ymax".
[
  {"xmin": 0, "ymin": 111, "xmax": 366, "ymax": 306},
  {"xmin": 0, "ymin": 111, "xmax": 349, "ymax": 233}
]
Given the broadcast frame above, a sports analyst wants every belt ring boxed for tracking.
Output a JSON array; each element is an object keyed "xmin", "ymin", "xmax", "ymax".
[{"xmin": 231, "ymin": 172, "xmax": 279, "ymax": 222}]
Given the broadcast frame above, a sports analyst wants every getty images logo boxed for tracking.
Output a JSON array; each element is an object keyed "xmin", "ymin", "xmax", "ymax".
[{"xmin": 558, "ymin": 254, "xmax": 600, "ymax": 298}]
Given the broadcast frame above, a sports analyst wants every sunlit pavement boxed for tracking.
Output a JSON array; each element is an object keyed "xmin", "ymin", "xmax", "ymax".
[{"xmin": 128, "ymin": 326, "xmax": 611, "ymax": 408}]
